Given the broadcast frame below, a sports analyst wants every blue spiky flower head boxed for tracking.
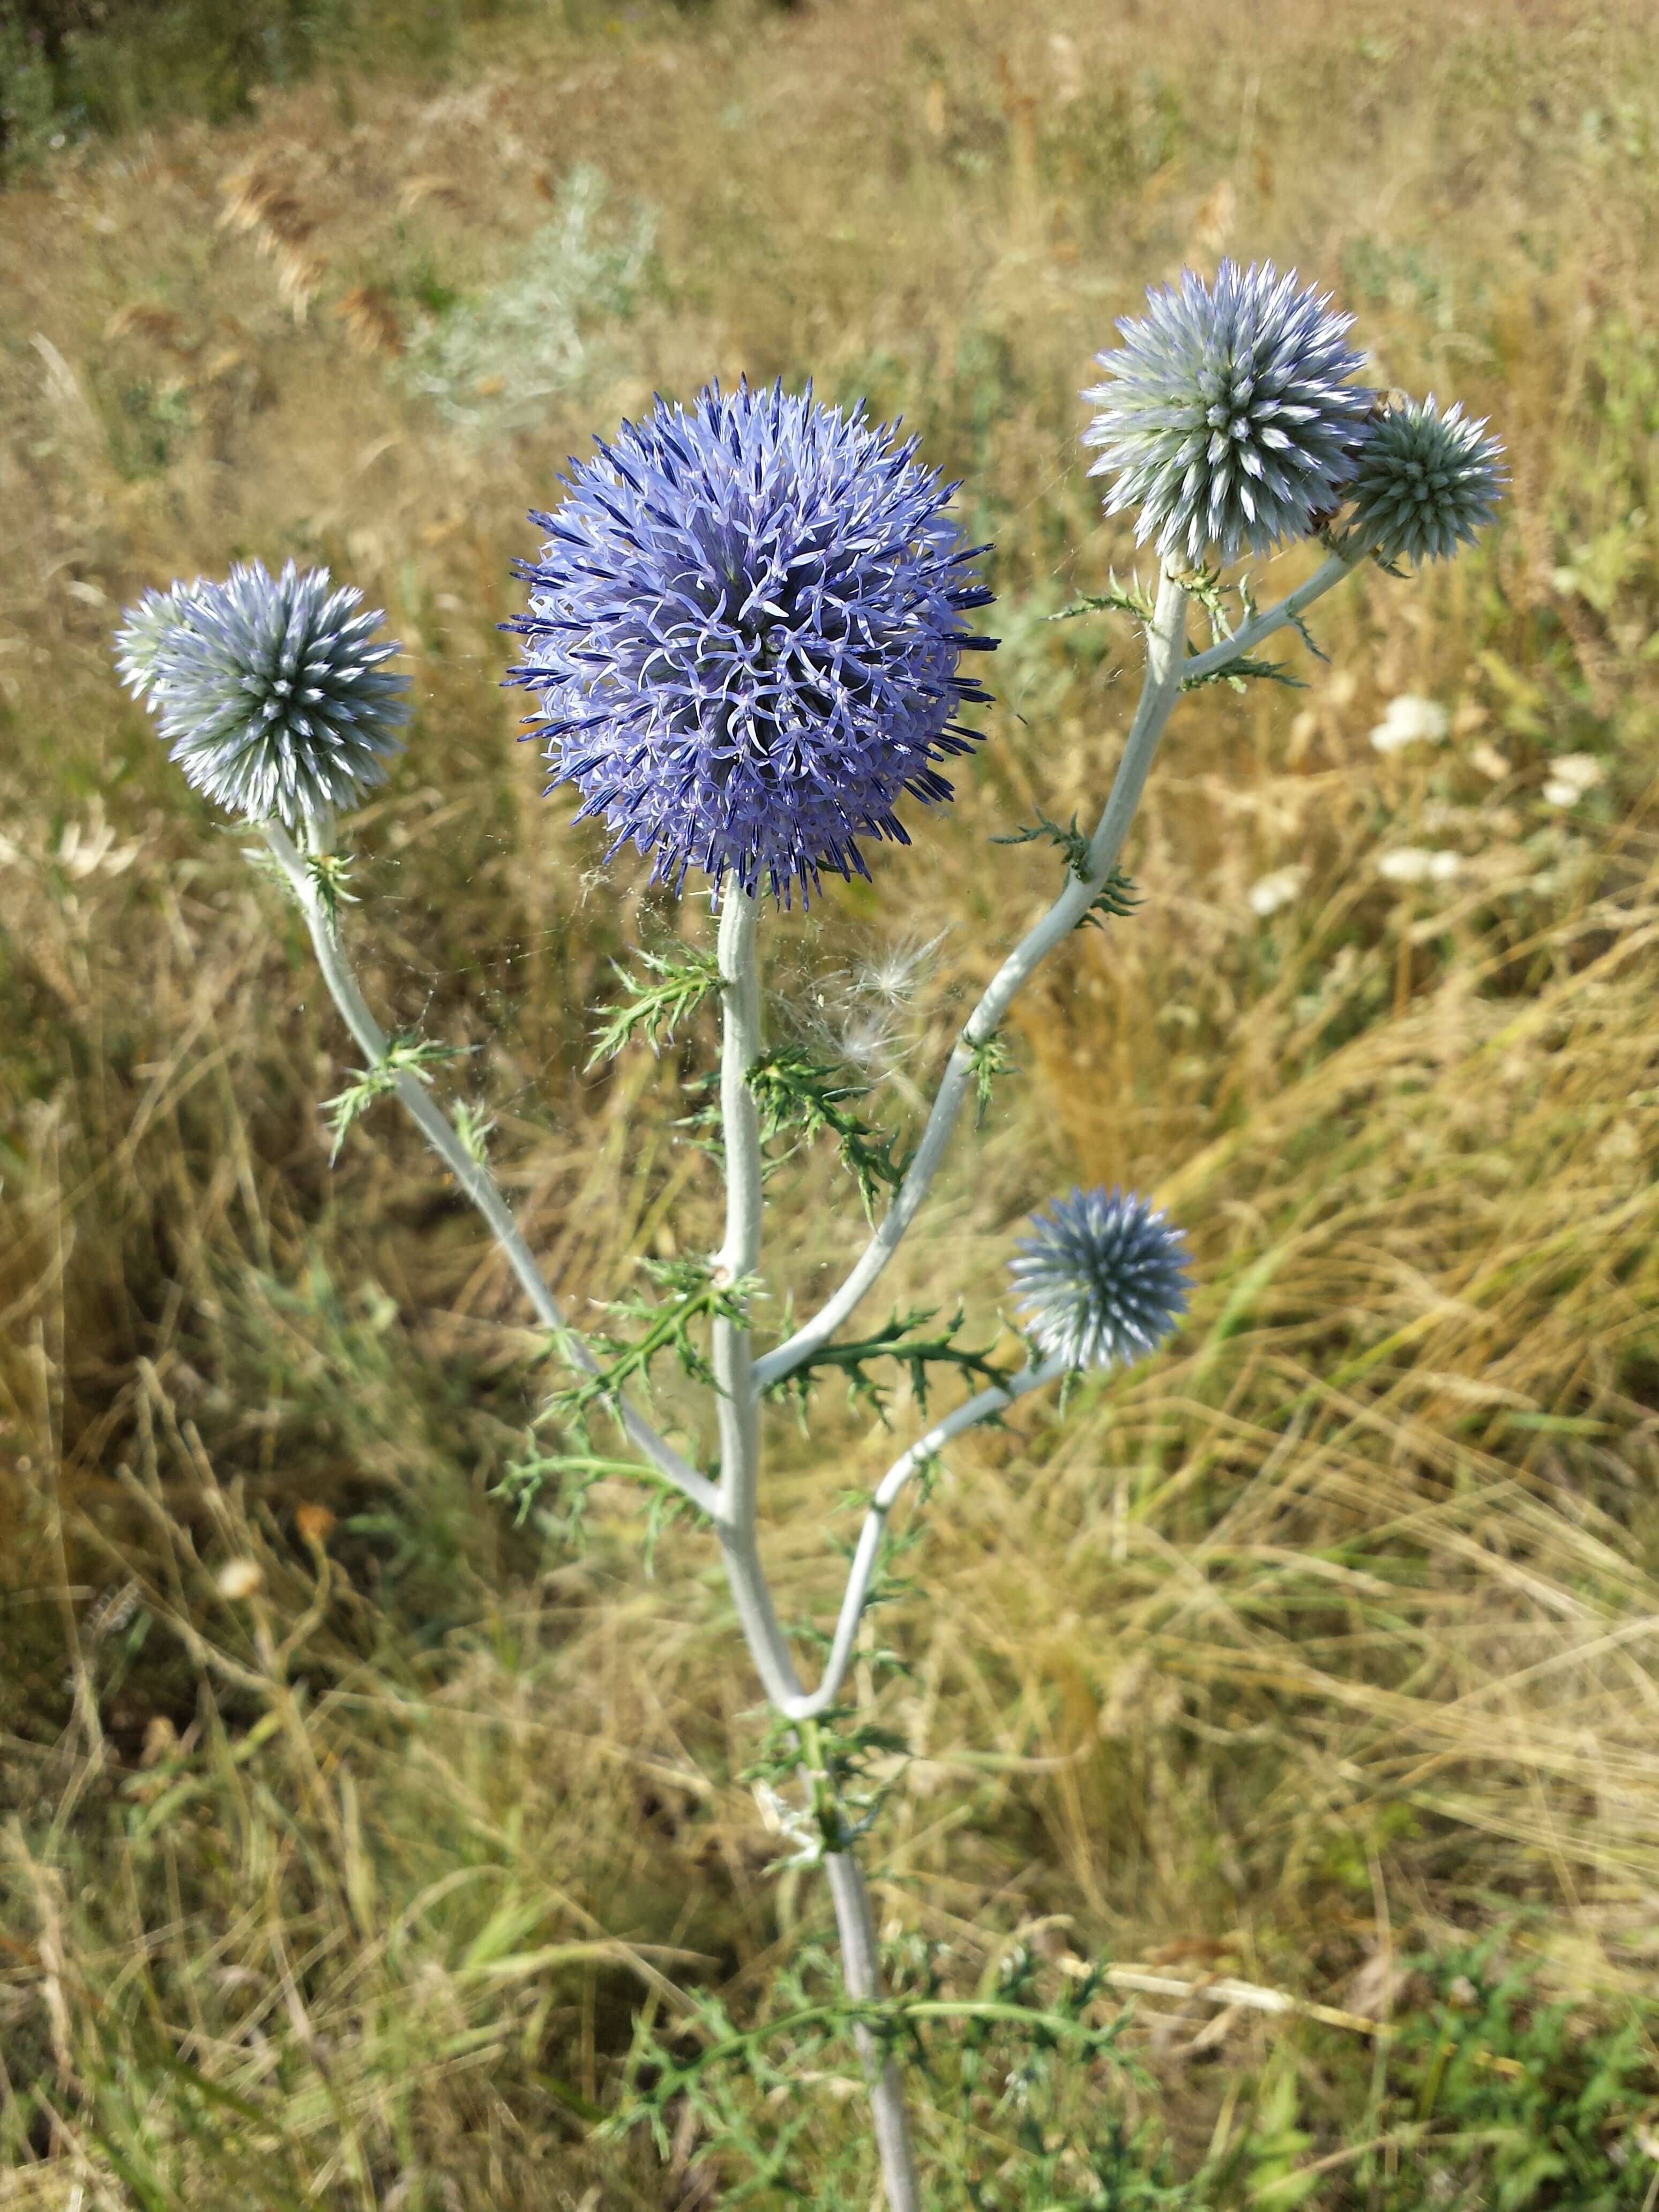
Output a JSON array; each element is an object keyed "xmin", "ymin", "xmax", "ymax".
[
  {"xmin": 116, "ymin": 561, "xmax": 409, "ymax": 829},
  {"xmin": 1084, "ymin": 260, "xmax": 1373, "ymax": 565},
  {"xmin": 505, "ymin": 379, "xmax": 996, "ymax": 903},
  {"xmin": 1010, "ymin": 1186, "xmax": 1191, "ymax": 1372},
  {"xmin": 1346, "ymin": 394, "xmax": 1506, "ymax": 566}
]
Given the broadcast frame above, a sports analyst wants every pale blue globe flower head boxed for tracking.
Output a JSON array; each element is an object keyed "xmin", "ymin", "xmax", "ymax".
[
  {"xmin": 116, "ymin": 561, "xmax": 409, "ymax": 829},
  {"xmin": 1010, "ymin": 1186, "xmax": 1192, "ymax": 1371},
  {"xmin": 1346, "ymin": 393, "xmax": 1506, "ymax": 566},
  {"xmin": 505, "ymin": 378, "xmax": 996, "ymax": 905},
  {"xmin": 1084, "ymin": 259, "xmax": 1373, "ymax": 566},
  {"xmin": 115, "ymin": 580, "xmax": 203, "ymax": 705}
]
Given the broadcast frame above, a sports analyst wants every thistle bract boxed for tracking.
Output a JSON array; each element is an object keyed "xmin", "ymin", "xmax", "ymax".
[
  {"xmin": 117, "ymin": 561, "xmax": 409, "ymax": 829},
  {"xmin": 506, "ymin": 379, "xmax": 995, "ymax": 902},
  {"xmin": 1010, "ymin": 1186, "xmax": 1191, "ymax": 1372},
  {"xmin": 1084, "ymin": 259, "xmax": 1372, "ymax": 565},
  {"xmin": 1346, "ymin": 394, "xmax": 1506, "ymax": 565}
]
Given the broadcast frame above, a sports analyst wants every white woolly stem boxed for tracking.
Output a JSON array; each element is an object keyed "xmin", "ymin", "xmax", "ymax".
[
  {"xmin": 755, "ymin": 565, "xmax": 1192, "ymax": 1392},
  {"xmin": 709, "ymin": 887, "xmax": 802, "ymax": 1706},
  {"xmin": 707, "ymin": 884, "xmax": 924, "ymax": 2212},
  {"xmin": 1183, "ymin": 547, "xmax": 1357, "ymax": 681},
  {"xmin": 825, "ymin": 1852, "xmax": 924, "ymax": 2212},
  {"xmin": 775, "ymin": 1354, "xmax": 1068, "ymax": 1724},
  {"xmin": 261, "ymin": 820, "xmax": 716, "ymax": 1519}
]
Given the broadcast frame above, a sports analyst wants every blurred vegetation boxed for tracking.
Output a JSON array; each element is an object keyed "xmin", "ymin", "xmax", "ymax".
[
  {"xmin": 0, "ymin": 0, "xmax": 595, "ymax": 173},
  {"xmin": 3, "ymin": 0, "xmax": 1659, "ymax": 2202}
]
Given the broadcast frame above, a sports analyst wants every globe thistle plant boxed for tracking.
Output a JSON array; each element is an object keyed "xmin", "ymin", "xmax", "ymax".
[
  {"xmin": 1010, "ymin": 1186, "xmax": 1192, "ymax": 1371},
  {"xmin": 1085, "ymin": 259, "xmax": 1373, "ymax": 565},
  {"xmin": 1346, "ymin": 394, "xmax": 1506, "ymax": 565},
  {"xmin": 506, "ymin": 379, "xmax": 995, "ymax": 902},
  {"xmin": 129, "ymin": 250, "xmax": 1507, "ymax": 2211},
  {"xmin": 118, "ymin": 560, "xmax": 409, "ymax": 829}
]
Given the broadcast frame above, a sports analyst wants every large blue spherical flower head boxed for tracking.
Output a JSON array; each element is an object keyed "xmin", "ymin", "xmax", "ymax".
[
  {"xmin": 116, "ymin": 561, "xmax": 408, "ymax": 829},
  {"xmin": 1346, "ymin": 393, "xmax": 1506, "ymax": 566},
  {"xmin": 506, "ymin": 380, "xmax": 996, "ymax": 903},
  {"xmin": 1084, "ymin": 259, "xmax": 1373, "ymax": 566},
  {"xmin": 1010, "ymin": 1186, "xmax": 1191, "ymax": 1372}
]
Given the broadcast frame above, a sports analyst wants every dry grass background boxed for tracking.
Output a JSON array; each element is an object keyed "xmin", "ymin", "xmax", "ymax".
[{"xmin": 3, "ymin": 0, "xmax": 1659, "ymax": 2201}]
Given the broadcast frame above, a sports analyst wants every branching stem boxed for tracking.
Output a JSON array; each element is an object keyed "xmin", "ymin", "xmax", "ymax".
[
  {"xmin": 1182, "ymin": 547, "xmax": 1356, "ymax": 682},
  {"xmin": 776, "ymin": 1354, "xmax": 1068, "ymax": 1723},
  {"xmin": 754, "ymin": 564, "xmax": 1193, "ymax": 1392},
  {"xmin": 261, "ymin": 821, "xmax": 716, "ymax": 1518}
]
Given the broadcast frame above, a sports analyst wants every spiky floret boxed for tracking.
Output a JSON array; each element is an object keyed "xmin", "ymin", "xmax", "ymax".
[
  {"xmin": 505, "ymin": 379, "xmax": 996, "ymax": 903},
  {"xmin": 1010, "ymin": 1186, "xmax": 1191, "ymax": 1372},
  {"xmin": 1084, "ymin": 259, "xmax": 1372, "ymax": 565},
  {"xmin": 116, "ymin": 561, "xmax": 409, "ymax": 828},
  {"xmin": 1346, "ymin": 393, "xmax": 1506, "ymax": 565}
]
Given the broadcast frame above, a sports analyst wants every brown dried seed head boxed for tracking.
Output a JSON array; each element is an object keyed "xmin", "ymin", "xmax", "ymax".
[
  {"xmin": 295, "ymin": 1501, "xmax": 337, "ymax": 1546},
  {"xmin": 334, "ymin": 286, "xmax": 405, "ymax": 358},
  {"xmin": 220, "ymin": 166, "xmax": 316, "ymax": 248},
  {"xmin": 106, "ymin": 304, "xmax": 194, "ymax": 356}
]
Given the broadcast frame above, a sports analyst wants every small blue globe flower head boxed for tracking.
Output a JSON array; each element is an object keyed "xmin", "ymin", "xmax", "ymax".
[
  {"xmin": 116, "ymin": 560, "xmax": 409, "ymax": 830},
  {"xmin": 505, "ymin": 379, "xmax": 996, "ymax": 905},
  {"xmin": 1010, "ymin": 1186, "xmax": 1191, "ymax": 1372},
  {"xmin": 1084, "ymin": 259, "xmax": 1373, "ymax": 566},
  {"xmin": 115, "ymin": 581, "xmax": 201, "ymax": 705},
  {"xmin": 1346, "ymin": 393, "xmax": 1506, "ymax": 566}
]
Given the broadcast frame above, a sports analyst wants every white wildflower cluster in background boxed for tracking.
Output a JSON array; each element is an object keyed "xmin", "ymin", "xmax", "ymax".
[
  {"xmin": 1247, "ymin": 864, "xmax": 1309, "ymax": 918},
  {"xmin": 1370, "ymin": 693, "xmax": 1449, "ymax": 754},
  {"xmin": 407, "ymin": 166, "xmax": 655, "ymax": 433},
  {"xmin": 1541, "ymin": 752, "xmax": 1604, "ymax": 808},
  {"xmin": 1378, "ymin": 846, "xmax": 1463, "ymax": 888}
]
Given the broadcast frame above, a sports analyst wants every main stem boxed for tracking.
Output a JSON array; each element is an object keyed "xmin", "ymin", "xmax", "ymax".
[
  {"xmin": 709, "ymin": 886, "xmax": 924, "ymax": 2212},
  {"xmin": 706, "ymin": 576, "xmax": 1205, "ymax": 2192}
]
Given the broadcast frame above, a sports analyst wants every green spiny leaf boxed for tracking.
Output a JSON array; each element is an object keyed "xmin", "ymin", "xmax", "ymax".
[
  {"xmin": 1288, "ymin": 605, "xmax": 1329, "ymax": 661},
  {"xmin": 1181, "ymin": 652, "xmax": 1307, "ymax": 693},
  {"xmin": 304, "ymin": 848, "xmax": 357, "ymax": 929},
  {"xmin": 765, "ymin": 1302, "xmax": 1007, "ymax": 1419},
  {"xmin": 991, "ymin": 806, "xmax": 1094, "ymax": 879},
  {"xmin": 587, "ymin": 944, "xmax": 722, "ymax": 1065},
  {"xmin": 1177, "ymin": 562, "xmax": 1235, "ymax": 633},
  {"xmin": 1178, "ymin": 565, "xmax": 1313, "ymax": 691},
  {"xmin": 1044, "ymin": 570, "xmax": 1157, "ymax": 625},
  {"xmin": 748, "ymin": 1045, "xmax": 908, "ymax": 1217},
  {"xmin": 1082, "ymin": 864, "xmax": 1141, "ymax": 928},
  {"xmin": 321, "ymin": 1036, "xmax": 474, "ymax": 1161},
  {"xmin": 540, "ymin": 1256, "xmax": 757, "ymax": 1428},
  {"xmin": 967, "ymin": 1029, "xmax": 1017, "ymax": 1125},
  {"xmin": 991, "ymin": 812, "xmax": 1140, "ymax": 930}
]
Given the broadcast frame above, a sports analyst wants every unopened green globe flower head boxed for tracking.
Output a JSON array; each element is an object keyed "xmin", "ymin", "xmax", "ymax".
[
  {"xmin": 1085, "ymin": 259, "xmax": 1373, "ymax": 566},
  {"xmin": 1346, "ymin": 393, "xmax": 1506, "ymax": 566},
  {"xmin": 115, "ymin": 561, "xmax": 409, "ymax": 831},
  {"xmin": 1010, "ymin": 1186, "xmax": 1191, "ymax": 1372}
]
